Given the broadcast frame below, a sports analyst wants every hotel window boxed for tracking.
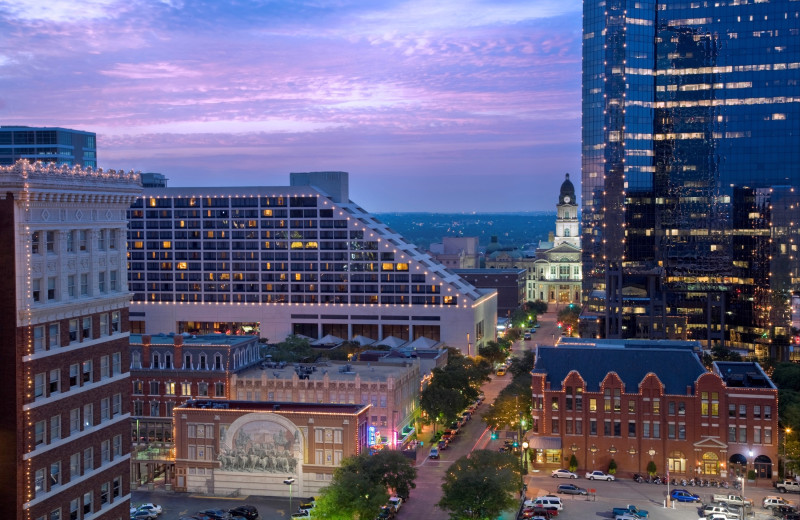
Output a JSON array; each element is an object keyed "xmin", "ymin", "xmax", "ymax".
[
  {"xmin": 67, "ymin": 275, "xmax": 75, "ymax": 297},
  {"xmin": 181, "ymin": 382, "xmax": 191, "ymax": 396},
  {"xmin": 83, "ymin": 491, "xmax": 92, "ymax": 516},
  {"xmin": 565, "ymin": 419, "xmax": 573, "ymax": 434},
  {"xmin": 614, "ymin": 420, "xmax": 621, "ymax": 436},
  {"xmin": 150, "ymin": 381, "xmax": 159, "ymax": 394},
  {"xmin": 603, "ymin": 420, "xmax": 611, "ymax": 436},
  {"xmin": 678, "ymin": 401, "xmax": 685, "ymax": 415},
  {"xmin": 198, "ymin": 382, "xmax": 209, "ymax": 396},
  {"xmin": 551, "ymin": 418, "xmax": 559, "ymax": 433},
  {"xmin": 653, "ymin": 399, "xmax": 660, "ymax": 414},
  {"xmin": 629, "ymin": 421, "xmax": 636, "ymax": 436},
  {"xmin": 35, "ymin": 468, "xmax": 45, "ymax": 496},
  {"xmin": 100, "ymin": 483, "xmax": 109, "ymax": 506},
  {"xmin": 575, "ymin": 418, "xmax": 583, "ymax": 434},
  {"xmin": 83, "ymin": 447, "xmax": 93, "ymax": 472},
  {"xmin": 739, "ymin": 404, "xmax": 746, "ymax": 418},
  {"xmin": 49, "ymin": 369, "xmax": 60, "ymax": 394},
  {"xmin": 69, "ymin": 364, "xmax": 79, "ymax": 387},
  {"xmin": 754, "ymin": 428, "xmax": 762, "ymax": 444},
  {"xmin": 35, "ymin": 373, "xmax": 45, "ymax": 399},
  {"xmin": 48, "ymin": 277, "xmax": 56, "ymax": 300},
  {"xmin": 112, "ymin": 352, "xmax": 121, "ymax": 375},
  {"xmin": 133, "ymin": 381, "xmax": 143, "ymax": 395},
  {"xmin": 83, "ymin": 403, "xmax": 93, "ymax": 428},
  {"xmin": 643, "ymin": 422, "xmax": 650, "ymax": 438},
  {"xmin": 589, "ymin": 419, "xmax": 597, "ymax": 435},
  {"xmin": 100, "ymin": 356, "xmax": 109, "ymax": 379},
  {"xmin": 112, "ymin": 477, "xmax": 121, "ymax": 498},
  {"xmin": 46, "ymin": 231, "xmax": 55, "ymax": 253},
  {"xmin": 67, "ymin": 231, "xmax": 74, "ymax": 252},
  {"xmin": 51, "ymin": 415, "xmax": 60, "ymax": 441},
  {"xmin": 653, "ymin": 423, "xmax": 660, "ymax": 439},
  {"xmin": 628, "ymin": 400, "xmax": 635, "ymax": 413},
  {"xmin": 99, "ymin": 314, "xmax": 109, "ymax": 336},
  {"xmin": 199, "ymin": 355, "xmax": 207, "ymax": 370},
  {"xmin": 603, "ymin": 390, "xmax": 611, "ymax": 411},
  {"xmin": 113, "ymin": 434, "xmax": 122, "ymax": 457},
  {"xmin": 215, "ymin": 382, "xmax": 225, "ymax": 397},
  {"xmin": 668, "ymin": 423, "xmax": 676, "ymax": 439},
  {"xmin": 110, "ymin": 270, "xmax": 118, "ymax": 291},
  {"xmin": 101, "ymin": 440, "xmax": 110, "ymax": 463},
  {"xmin": 79, "ymin": 230, "xmax": 87, "ymax": 251},
  {"xmin": 98, "ymin": 230, "xmax": 106, "ymax": 250},
  {"xmin": 754, "ymin": 405, "xmax": 761, "ymax": 418},
  {"xmin": 33, "ymin": 279, "xmax": 41, "ymax": 302},
  {"xmin": 164, "ymin": 354, "xmax": 172, "ymax": 369},
  {"xmin": 765, "ymin": 427, "xmax": 772, "ymax": 444},
  {"xmin": 69, "ymin": 499, "xmax": 78, "ymax": 520},
  {"xmin": 50, "ymin": 462, "xmax": 60, "ymax": 488},
  {"xmin": 214, "ymin": 354, "xmax": 223, "ymax": 370},
  {"xmin": 551, "ymin": 397, "xmax": 559, "ymax": 411},
  {"xmin": 69, "ymin": 454, "xmax": 80, "ymax": 481},
  {"xmin": 34, "ymin": 325, "xmax": 45, "ymax": 352},
  {"xmin": 589, "ymin": 398, "xmax": 597, "ymax": 412},
  {"xmin": 82, "ymin": 360, "xmax": 92, "ymax": 383},
  {"xmin": 80, "ymin": 274, "xmax": 88, "ymax": 296},
  {"xmin": 765, "ymin": 406, "xmax": 772, "ymax": 419},
  {"xmin": 133, "ymin": 401, "xmax": 143, "ymax": 416},
  {"xmin": 35, "ymin": 420, "xmax": 46, "ymax": 445},
  {"xmin": 739, "ymin": 426, "xmax": 747, "ymax": 443},
  {"xmin": 70, "ymin": 408, "xmax": 80, "ymax": 433},
  {"xmin": 575, "ymin": 388, "xmax": 583, "ymax": 411},
  {"xmin": 132, "ymin": 352, "xmax": 142, "ymax": 370},
  {"xmin": 98, "ymin": 272, "xmax": 105, "ymax": 292},
  {"xmin": 109, "ymin": 230, "xmax": 117, "ymax": 250},
  {"xmin": 150, "ymin": 401, "xmax": 159, "ymax": 416},
  {"xmin": 100, "ymin": 398, "xmax": 109, "ymax": 421},
  {"xmin": 82, "ymin": 317, "xmax": 91, "ymax": 340},
  {"xmin": 668, "ymin": 401, "xmax": 675, "ymax": 415},
  {"xmin": 729, "ymin": 403, "xmax": 736, "ymax": 417},
  {"xmin": 165, "ymin": 382, "xmax": 176, "ymax": 395},
  {"xmin": 728, "ymin": 426, "xmax": 736, "ymax": 442},
  {"xmin": 111, "ymin": 311, "xmax": 120, "ymax": 332},
  {"xmin": 49, "ymin": 323, "xmax": 59, "ymax": 348},
  {"xmin": 678, "ymin": 423, "xmax": 686, "ymax": 439},
  {"xmin": 32, "ymin": 232, "xmax": 40, "ymax": 254}
]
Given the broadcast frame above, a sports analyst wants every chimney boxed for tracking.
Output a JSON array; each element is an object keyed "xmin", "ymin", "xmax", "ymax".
[
  {"xmin": 174, "ymin": 335, "xmax": 184, "ymax": 369},
  {"xmin": 142, "ymin": 335, "xmax": 152, "ymax": 369}
]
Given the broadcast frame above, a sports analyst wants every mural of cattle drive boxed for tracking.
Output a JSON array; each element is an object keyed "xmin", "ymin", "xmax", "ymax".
[{"xmin": 218, "ymin": 416, "xmax": 302, "ymax": 474}]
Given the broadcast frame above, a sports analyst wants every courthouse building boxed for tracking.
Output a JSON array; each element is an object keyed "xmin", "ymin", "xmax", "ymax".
[
  {"xmin": 528, "ymin": 339, "xmax": 778, "ymax": 479},
  {"xmin": 126, "ymin": 171, "xmax": 497, "ymax": 355}
]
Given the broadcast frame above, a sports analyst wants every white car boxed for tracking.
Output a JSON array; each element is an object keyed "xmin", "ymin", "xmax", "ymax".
[
  {"xmin": 388, "ymin": 496, "xmax": 403, "ymax": 511},
  {"xmin": 585, "ymin": 470, "xmax": 615, "ymax": 481},
  {"xmin": 551, "ymin": 469, "xmax": 578, "ymax": 479},
  {"xmin": 131, "ymin": 505, "xmax": 162, "ymax": 516}
]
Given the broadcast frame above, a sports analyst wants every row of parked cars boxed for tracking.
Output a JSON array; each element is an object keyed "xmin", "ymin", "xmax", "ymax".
[
  {"xmin": 550, "ymin": 468, "xmax": 615, "ymax": 481},
  {"xmin": 131, "ymin": 504, "xmax": 260, "ymax": 520},
  {"xmin": 430, "ymin": 394, "xmax": 484, "ymax": 459}
]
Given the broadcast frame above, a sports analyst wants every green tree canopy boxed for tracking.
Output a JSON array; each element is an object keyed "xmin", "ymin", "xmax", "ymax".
[
  {"xmin": 438, "ymin": 450, "xmax": 521, "ymax": 520},
  {"xmin": 420, "ymin": 348, "xmax": 490, "ymax": 429},
  {"xmin": 313, "ymin": 464, "xmax": 388, "ymax": 520},
  {"xmin": 478, "ymin": 341, "xmax": 508, "ymax": 366},
  {"xmin": 360, "ymin": 449, "xmax": 418, "ymax": 500}
]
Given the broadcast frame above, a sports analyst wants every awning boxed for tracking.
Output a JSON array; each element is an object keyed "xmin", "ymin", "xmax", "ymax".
[{"xmin": 524, "ymin": 435, "xmax": 562, "ymax": 450}]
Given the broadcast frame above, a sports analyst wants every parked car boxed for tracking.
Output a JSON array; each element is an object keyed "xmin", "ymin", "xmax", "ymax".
[
  {"xmin": 586, "ymin": 470, "xmax": 615, "ymax": 481},
  {"xmin": 774, "ymin": 506, "xmax": 800, "ymax": 518},
  {"xmin": 429, "ymin": 447, "xmax": 440, "ymax": 459},
  {"xmin": 670, "ymin": 489, "xmax": 701, "ymax": 502},
  {"xmin": 557, "ymin": 484, "xmax": 587, "ymax": 495},
  {"xmin": 765, "ymin": 497, "xmax": 793, "ymax": 509},
  {"xmin": 198, "ymin": 511, "xmax": 227, "ymax": 520},
  {"xmin": 387, "ymin": 496, "xmax": 403, "ymax": 512},
  {"xmin": 228, "ymin": 506, "xmax": 258, "ymax": 520},
  {"xmin": 438, "ymin": 439, "xmax": 449, "ymax": 450},
  {"xmin": 551, "ymin": 469, "xmax": 578, "ymax": 479},
  {"xmin": 131, "ymin": 512, "xmax": 157, "ymax": 520},
  {"xmin": 611, "ymin": 505, "xmax": 648, "ymax": 518},
  {"xmin": 131, "ymin": 505, "xmax": 163, "ymax": 516}
]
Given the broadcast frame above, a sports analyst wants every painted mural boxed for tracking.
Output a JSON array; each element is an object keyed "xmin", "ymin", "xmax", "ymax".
[{"xmin": 218, "ymin": 416, "xmax": 302, "ymax": 474}]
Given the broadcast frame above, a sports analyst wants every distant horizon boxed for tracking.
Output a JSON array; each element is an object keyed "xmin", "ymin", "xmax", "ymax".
[{"xmin": 0, "ymin": 0, "xmax": 582, "ymax": 213}]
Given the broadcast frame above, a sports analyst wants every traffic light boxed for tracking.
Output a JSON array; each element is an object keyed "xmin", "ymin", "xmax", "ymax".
[
  {"xmin": 557, "ymin": 322, "xmax": 563, "ymax": 329},
  {"xmin": 513, "ymin": 440, "xmax": 519, "ymax": 448},
  {"xmin": 491, "ymin": 430, "xmax": 498, "ymax": 440}
]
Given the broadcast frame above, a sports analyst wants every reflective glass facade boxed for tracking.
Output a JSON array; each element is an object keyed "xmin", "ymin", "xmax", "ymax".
[
  {"xmin": 0, "ymin": 126, "xmax": 97, "ymax": 167},
  {"xmin": 582, "ymin": 0, "xmax": 800, "ymax": 358}
]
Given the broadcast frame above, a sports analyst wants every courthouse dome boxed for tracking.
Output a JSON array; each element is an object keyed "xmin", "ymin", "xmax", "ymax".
[{"xmin": 559, "ymin": 173, "xmax": 576, "ymax": 205}]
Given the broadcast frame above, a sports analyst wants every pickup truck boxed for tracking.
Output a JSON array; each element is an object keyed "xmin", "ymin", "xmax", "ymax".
[
  {"xmin": 712, "ymin": 494, "xmax": 754, "ymax": 507},
  {"xmin": 776, "ymin": 480, "xmax": 800, "ymax": 493},
  {"xmin": 612, "ymin": 505, "xmax": 648, "ymax": 518}
]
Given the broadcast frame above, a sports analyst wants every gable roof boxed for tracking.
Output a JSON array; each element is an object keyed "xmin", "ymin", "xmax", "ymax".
[{"xmin": 534, "ymin": 344, "xmax": 707, "ymax": 394}]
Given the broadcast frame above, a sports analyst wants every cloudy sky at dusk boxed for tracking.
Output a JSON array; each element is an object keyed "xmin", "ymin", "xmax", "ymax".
[{"xmin": 0, "ymin": 0, "xmax": 582, "ymax": 212}]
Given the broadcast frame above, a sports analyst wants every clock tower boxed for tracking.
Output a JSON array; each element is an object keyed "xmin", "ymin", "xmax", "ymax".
[{"xmin": 554, "ymin": 173, "xmax": 580, "ymax": 248}]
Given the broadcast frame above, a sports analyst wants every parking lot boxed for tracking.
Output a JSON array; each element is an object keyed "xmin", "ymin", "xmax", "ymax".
[{"xmin": 517, "ymin": 472, "xmax": 790, "ymax": 520}]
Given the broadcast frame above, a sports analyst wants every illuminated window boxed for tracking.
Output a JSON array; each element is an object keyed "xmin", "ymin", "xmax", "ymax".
[
  {"xmin": 263, "ymin": 209, "xmax": 273, "ymax": 217},
  {"xmin": 133, "ymin": 241, "xmax": 144, "ymax": 249},
  {"xmin": 396, "ymin": 263, "xmax": 409, "ymax": 271},
  {"xmin": 177, "ymin": 262, "xmax": 187, "ymax": 270},
  {"xmin": 382, "ymin": 263, "xmax": 394, "ymax": 271},
  {"xmin": 149, "ymin": 198, "xmax": 157, "ymax": 207},
  {"xmin": 162, "ymin": 241, "xmax": 172, "ymax": 249}
]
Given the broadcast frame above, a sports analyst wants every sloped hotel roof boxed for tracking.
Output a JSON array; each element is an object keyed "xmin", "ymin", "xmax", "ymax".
[{"xmin": 534, "ymin": 344, "xmax": 708, "ymax": 394}]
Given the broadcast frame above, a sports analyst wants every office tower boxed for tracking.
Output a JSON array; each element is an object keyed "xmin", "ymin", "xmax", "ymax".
[
  {"xmin": 0, "ymin": 127, "xmax": 97, "ymax": 168},
  {"xmin": 0, "ymin": 161, "xmax": 141, "ymax": 518},
  {"xmin": 581, "ymin": 0, "xmax": 800, "ymax": 358},
  {"xmin": 127, "ymin": 172, "xmax": 497, "ymax": 354}
]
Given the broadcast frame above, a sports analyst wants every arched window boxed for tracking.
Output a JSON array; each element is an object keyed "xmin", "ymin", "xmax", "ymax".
[
  {"xmin": 165, "ymin": 354, "xmax": 172, "ymax": 369},
  {"xmin": 214, "ymin": 354, "xmax": 223, "ymax": 370},
  {"xmin": 199, "ymin": 354, "xmax": 207, "ymax": 370},
  {"xmin": 131, "ymin": 352, "xmax": 141, "ymax": 369},
  {"xmin": 565, "ymin": 228, "xmax": 570, "ymax": 237},
  {"xmin": 702, "ymin": 452, "xmax": 720, "ymax": 475},
  {"xmin": 152, "ymin": 353, "xmax": 160, "ymax": 369},
  {"xmin": 184, "ymin": 353, "xmax": 192, "ymax": 369}
]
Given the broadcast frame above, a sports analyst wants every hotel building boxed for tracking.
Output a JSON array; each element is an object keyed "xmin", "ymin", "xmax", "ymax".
[
  {"xmin": 582, "ymin": 0, "xmax": 800, "ymax": 357},
  {"xmin": 126, "ymin": 172, "xmax": 497, "ymax": 354},
  {"xmin": 528, "ymin": 339, "xmax": 778, "ymax": 479},
  {"xmin": 0, "ymin": 161, "xmax": 140, "ymax": 520}
]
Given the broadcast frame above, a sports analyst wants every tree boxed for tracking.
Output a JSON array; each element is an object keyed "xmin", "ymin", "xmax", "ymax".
[
  {"xmin": 266, "ymin": 334, "xmax": 314, "ymax": 362},
  {"xmin": 608, "ymin": 459, "xmax": 617, "ymax": 475},
  {"xmin": 420, "ymin": 349, "xmax": 490, "ymax": 430},
  {"xmin": 438, "ymin": 450, "xmax": 521, "ymax": 520},
  {"xmin": 557, "ymin": 306, "xmax": 580, "ymax": 335},
  {"xmin": 646, "ymin": 460, "xmax": 657, "ymax": 477},
  {"xmin": 313, "ymin": 464, "xmax": 388, "ymax": 520},
  {"xmin": 569, "ymin": 454, "xmax": 578, "ymax": 473},
  {"xmin": 478, "ymin": 341, "xmax": 507, "ymax": 366},
  {"xmin": 361, "ymin": 449, "xmax": 418, "ymax": 500}
]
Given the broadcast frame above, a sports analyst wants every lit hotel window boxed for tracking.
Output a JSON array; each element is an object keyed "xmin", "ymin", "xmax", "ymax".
[{"xmin": 177, "ymin": 262, "xmax": 187, "ymax": 270}]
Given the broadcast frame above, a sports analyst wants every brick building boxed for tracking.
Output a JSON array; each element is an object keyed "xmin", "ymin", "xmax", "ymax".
[
  {"xmin": 528, "ymin": 339, "xmax": 779, "ymax": 480},
  {"xmin": 0, "ymin": 161, "xmax": 140, "ymax": 520},
  {"xmin": 128, "ymin": 333, "xmax": 262, "ymax": 486},
  {"xmin": 231, "ymin": 360, "xmax": 420, "ymax": 449},
  {"xmin": 172, "ymin": 400, "xmax": 369, "ymax": 497}
]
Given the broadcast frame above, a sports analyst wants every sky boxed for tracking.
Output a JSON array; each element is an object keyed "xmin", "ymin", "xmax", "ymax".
[{"xmin": 0, "ymin": 0, "xmax": 582, "ymax": 212}]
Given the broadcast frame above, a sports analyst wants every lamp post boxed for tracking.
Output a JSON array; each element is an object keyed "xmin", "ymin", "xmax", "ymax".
[
  {"xmin": 522, "ymin": 441, "xmax": 529, "ymax": 474},
  {"xmin": 284, "ymin": 477, "xmax": 295, "ymax": 515},
  {"xmin": 784, "ymin": 428, "xmax": 792, "ymax": 479},
  {"xmin": 739, "ymin": 475, "xmax": 745, "ymax": 520}
]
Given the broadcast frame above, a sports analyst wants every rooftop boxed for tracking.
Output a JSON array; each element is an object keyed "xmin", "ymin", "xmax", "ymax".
[
  {"xmin": 235, "ymin": 360, "xmax": 417, "ymax": 382},
  {"xmin": 130, "ymin": 333, "xmax": 258, "ymax": 348},
  {"xmin": 534, "ymin": 342, "xmax": 707, "ymax": 394},
  {"xmin": 713, "ymin": 361, "xmax": 775, "ymax": 389},
  {"xmin": 178, "ymin": 399, "xmax": 369, "ymax": 414}
]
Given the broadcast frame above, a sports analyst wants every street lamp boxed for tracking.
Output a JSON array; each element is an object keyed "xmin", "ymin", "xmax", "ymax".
[
  {"xmin": 284, "ymin": 477, "xmax": 295, "ymax": 514},
  {"xmin": 784, "ymin": 428, "xmax": 792, "ymax": 479},
  {"xmin": 522, "ymin": 441, "xmax": 529, "ymax": 473},
  {"xmin": 739, "ymin": 476, "xmax": 745, "ymax": 520}
]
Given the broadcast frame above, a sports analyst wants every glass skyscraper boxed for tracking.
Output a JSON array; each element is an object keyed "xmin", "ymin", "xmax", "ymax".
[
  {"xmin": 581, "ymin": 0, "xmax": 800, "ymax": 359},
  {"xmin": 0, "ymin": 126, "xmax": 97, "ymax": 168}
]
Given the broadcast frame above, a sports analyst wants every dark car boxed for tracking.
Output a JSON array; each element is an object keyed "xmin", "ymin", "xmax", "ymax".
[
  {"xmin": 438, "ymin": 439, "xmax": 449, "ymax": 450},
  {"xmin": 198, "ymin": 510, "xmax": 227, "ymax": 520},
  {"xmin": 774, "ymin": 506, "xmax": 800, "ymax": 518},
  {"xmin": 228, "ymin": 506, "xmax": 258, "ymax": 520},
  {"xmin": 376, "ymin": 505, "xmax": 395, "ymax": 520},
  {"xmin": 131, "ymin": 512, "xmax": 156, "ymax": 520},
  {"xmin": 557, "ymin": 484, "xmax": 588, "ymax": 495},
  {"xmin": 298, "ymin": 498, "xmax": 315, "ymax": 511}
]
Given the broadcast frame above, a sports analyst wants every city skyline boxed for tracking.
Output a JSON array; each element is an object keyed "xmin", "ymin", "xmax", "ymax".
[{"xmin": 0, "ymin": 0, "xmax": 582, "ymax": 212}]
